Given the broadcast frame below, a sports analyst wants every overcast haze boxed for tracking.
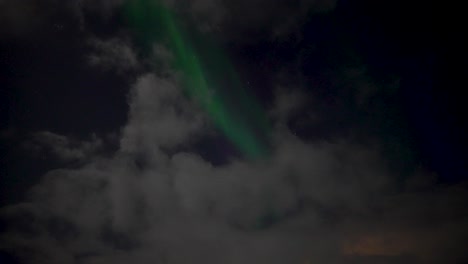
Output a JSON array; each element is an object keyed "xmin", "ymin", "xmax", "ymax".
[{"xmin": 1, "ymin": 0, "xmax": 467, "ymax": 263}]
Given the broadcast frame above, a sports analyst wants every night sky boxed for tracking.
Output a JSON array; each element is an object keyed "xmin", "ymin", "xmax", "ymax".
[{"xmin": 1, "ymin": 0, "xmax": 467, "ymax": 263}]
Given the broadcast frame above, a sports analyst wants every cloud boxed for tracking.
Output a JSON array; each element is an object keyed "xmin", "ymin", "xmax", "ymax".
[
  {"xmin": 2, "ymin": 7, "xmax": 467, "ymax": 262},
  {"xmin": 179, "ymin": 0, "xmax": 337, "ymax": 39},
  {"xmin": 87, "ymin": 38, "xmax": 139, "ymax": 73},
  {"xmin": 77, "ymin": 0, "xmax": 126, "ymax": 16},
  {"xmin": 341, "ymin": 180, "xmax": 468, "ymax": 263},
  {"xmin": 0, "ymin": 0, "xmax": 127, "ymax": 37},
  {"xmin": 0, "ymin": 0, "xmax": 337, "ymax": 40},
  {"xmin": 21, "ymin": 131, "xmax": 103, "ymax": 162},
  {"xmin": 0, "ymin": 0, "xmax": 59, "ymax": 37},
  {"xmin": 0, "ymin": 0, "xmax": 335, "ymax": 42},
  {"xmin": 120, "ymin": 73, "xmax": 205, "ymax": 153},
  {"xmin": 4, "ymin": 69, "xmax": 467, "ymax": 263},
  {"xmin": 270, "ymin": 87, "xmax": 307, "ymax": 122}
]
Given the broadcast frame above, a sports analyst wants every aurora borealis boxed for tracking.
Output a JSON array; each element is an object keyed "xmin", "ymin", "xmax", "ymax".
[
  {"xmin": 124, "ymin": 0, "xmax": 269, "ymax": 159},
  {"xmin": 2, "ymin": 0, "xmax": 468, "ymax": 263}
]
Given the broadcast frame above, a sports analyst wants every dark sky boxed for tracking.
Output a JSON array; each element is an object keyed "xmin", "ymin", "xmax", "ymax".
[{"xmin": 1, "ymin": 0, "xmax": 467, "ymax": 263}]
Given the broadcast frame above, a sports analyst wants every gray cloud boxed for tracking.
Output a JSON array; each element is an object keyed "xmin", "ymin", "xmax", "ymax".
[
  {"xmin": 3, "ymin": 69, "xmax": 467, "ymax": 263},
  {"xmin": 0, "ymin": 0, "xmax": 60, "ymax": 36},
  {"xmin": 0, "ymin": 0, "xmax": 126, "ymax": 37},
  {"xmin": 179, "ymin": 0, "xmax": 337, "ymax": 39},
  {"xmin": 87, "ymin": 38, "xmax": 139, "ymax": 73},
  {"xmin": 270, "ymin": 87, "xmax": 308, "ymax": 123},
  {"xmin": 1, "ymin": 5, "xmax": 467, "ymax": 262},
  {"xmin": 21, "ymin": 131, "xmax": 103, "ymax": 162},
  {"xmin": 120, "ymin": 73, "xmax": 205, "ymax": 153},
  {"xmin": 69, "ymin": 0, "xmax": 337, "ymax": 39},
  {"xmin": 342, "ymin": 179, "xmax": 468, "ymax": 263},
  {"xmin": 0, "ymin": 0, "xmax": 335, "ymax": 40}
]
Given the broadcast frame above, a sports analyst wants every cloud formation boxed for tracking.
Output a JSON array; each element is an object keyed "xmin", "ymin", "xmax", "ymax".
[
  {"xmin": 0, "ymin": 0, "xmax": 58, "ymax": 36},
  {"xmin": 2, "ymin": 65, "xmax": 467, "ymax": 263},
  {"xmin": 1, "ymin": 1, "xmax": 467, "ymax": 264},
  {"xmin": 88, "ymin": 38, "xmax": 139, "ymax": 73},
  {"xmin": 21, "ymin": 131, "xmax": 103, "ymax": 162},
  {"xmin": 181, "ymin": 0, "xmax": 337, "ymax": 39}
]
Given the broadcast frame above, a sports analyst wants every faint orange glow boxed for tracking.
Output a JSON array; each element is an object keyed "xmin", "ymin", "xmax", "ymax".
[
  {"xmin": 342, "ymin": 224, "xmax": 463, "ymax": 263},
  {"xmin": 343, "ymin": 233, "xmax": 414, "ymax": 256}
]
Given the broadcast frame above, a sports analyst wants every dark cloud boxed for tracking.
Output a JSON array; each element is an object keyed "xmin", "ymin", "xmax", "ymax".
[
  {"xmin": 121, "ymin": 74, "xmax": 206, "ymax": 152},
  {"xmin": 342, "ymin": 179, "xmax": 468, "ymax": 263},
  {"xmin": 0, "ymin": 0, "xmax": 127, "ymax": 38},
  {"xmin": 21, "ymin": 131, "xmax": 103, "ymax": 162},
  {"xmin": 1, "ymin": 0, "xmax": 466, "ymax": 263},
  {"xmin": 179, "ymin": 0, "xmax": 337, "ymax": 40},
  {"xmin": 87, "ymin": 38, "xmax": 139, "ymax": 73},
  {"xmin": 0, "ymin": 0, "xmax": 58, "ymax": 37},
  {"xmin": 2, "ymin": 69, "xmax": 467, "ymax": 263},
  {"xmin": 0, "ymin": 0, "xmax": 334, "ymax": 42}
]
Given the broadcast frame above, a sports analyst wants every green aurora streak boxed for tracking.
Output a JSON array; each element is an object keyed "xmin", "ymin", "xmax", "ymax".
[{"xmin": 124, "ymin": 0, "xmax": 269, "ymax": 159}]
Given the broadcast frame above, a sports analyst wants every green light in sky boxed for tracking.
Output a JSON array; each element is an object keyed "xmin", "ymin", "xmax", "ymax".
[{"xmin": 124, "ymin": 0, "xmax": 269, "ymax": 159}]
